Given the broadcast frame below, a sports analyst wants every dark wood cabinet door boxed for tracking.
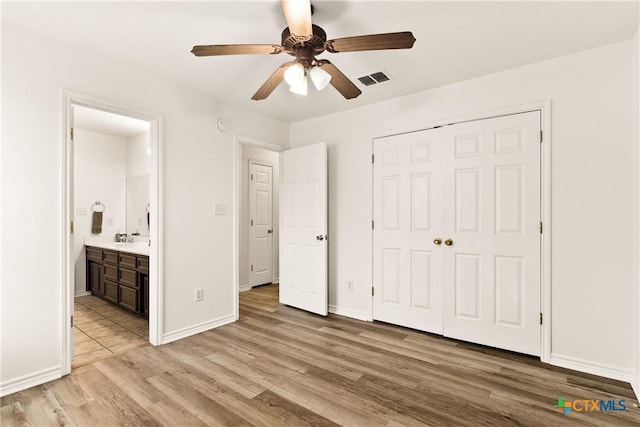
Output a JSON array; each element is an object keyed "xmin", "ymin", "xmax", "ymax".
[
  {"xmin": 89, "ymin": 261, "xmax": 104, "ymax": 296},
  {"xmin": 104, "ymin": 280, "xmax": 118, "ymax": 304},
  {"xmin": 141, "ymin": 273, "xmax": 149, "ymax": 317},
  {"xmin": 119, "ymin": 285, "xmax": 138, "ymax": 312}
]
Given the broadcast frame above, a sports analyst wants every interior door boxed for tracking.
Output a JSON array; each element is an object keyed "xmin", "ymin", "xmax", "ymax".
[
  {"xmin": 372, "ymin": 129, "xmax": 445, "ymax": 333},
  {"xmin": 249, "ymin": 161, "xmax": 274, "ymax": 286},
  {"xmin": 279, "ymin": 142, "xmax": 328, "ymax": 316},
  {"xmin": 372, "ymin": 111, "xmax": 541, "ymax": 356},
  {"xmin": 442, "ymin": 111, "xmax": 541, "ymax": 356}
]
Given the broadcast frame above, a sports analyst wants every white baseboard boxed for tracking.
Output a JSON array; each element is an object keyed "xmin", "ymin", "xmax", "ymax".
[
  {"xmin": 74, "ymin": 291, "xmax": 91, "ymax": 297},
  {"xmin": 0, "ymin": 365, "xmax": 61, "ymax": 397},
  {"xmin": 239, "ymin": 284, "xmax": 252, "ymax": 292},
  {"xmin": 329, "ymin": 305, "xmax": 369, "ymax": 322},
  {"xmin": 549, "ymin": 354, "xmax": 635, "ymax": 384},
  {"xmin": 162, "ymin": 314, "xmax": 236, "ymax": 345}
]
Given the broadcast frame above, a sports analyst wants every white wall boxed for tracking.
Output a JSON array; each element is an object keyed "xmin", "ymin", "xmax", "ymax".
[
  {"xmin": 633, "ymin": 26, "xmax": 640, "ymax": 398},
  {"xmin": 73, "ymin": 129, "xmax": 127, "ymax": 294},
  {"xmin": 239, "ymin": 145, "xmax": 280, "ymax": 289},
  {"xmin": 290, "ymin": 40, "xmax": 636, "ymax": 382},
  {"xmin": 126, "ymin": 131, "xmax": 151, "ymax": 178},
  {"xmin": 1, "ymin": 25, "xmax": 288, "ymax": 394}
]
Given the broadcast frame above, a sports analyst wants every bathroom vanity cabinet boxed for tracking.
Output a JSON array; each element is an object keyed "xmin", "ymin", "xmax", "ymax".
[{"xmin": 86, "ymin": 246, "xmax": 149, "ymax": 317}]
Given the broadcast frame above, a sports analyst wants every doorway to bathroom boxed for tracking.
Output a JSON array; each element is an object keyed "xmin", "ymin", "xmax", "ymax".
[{"xmin": 61, "ymin": 91, "xmax": 163, "ymax": 376}]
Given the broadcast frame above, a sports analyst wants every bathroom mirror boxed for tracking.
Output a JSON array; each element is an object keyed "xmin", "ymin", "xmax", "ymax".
[{"xmin": 126, "ymin": 175, "xmax": 150, "ymax": 237}]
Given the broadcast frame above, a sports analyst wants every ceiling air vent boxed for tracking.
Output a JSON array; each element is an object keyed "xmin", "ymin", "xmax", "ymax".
[{"xmin": 357, "ymin": 71, "xmax": 391, "ymax": 86}]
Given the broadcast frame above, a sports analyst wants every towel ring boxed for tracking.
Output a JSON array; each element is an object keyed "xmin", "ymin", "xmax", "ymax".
[{"xmin": 91, "ymin": 201, "xmax": 106, "ymax": 213}]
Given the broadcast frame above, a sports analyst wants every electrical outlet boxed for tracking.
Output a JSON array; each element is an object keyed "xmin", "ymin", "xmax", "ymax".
[
  {"xmin": 195, "ymin": 288, "xmax": 203, "ymax": 302},
  {"xmin": 347, "ymin": 281, "xmax": 354, "ymax": 291}
]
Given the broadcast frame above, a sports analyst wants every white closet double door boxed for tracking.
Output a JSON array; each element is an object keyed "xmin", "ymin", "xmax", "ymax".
[{"xmin": 373, "ymin": 111, "xmax": 541, "ymax": 356}]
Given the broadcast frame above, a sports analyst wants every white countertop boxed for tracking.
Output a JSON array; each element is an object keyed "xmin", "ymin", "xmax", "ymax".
[{"xmin": 85, "ymin": 241, "xmax": 150, "ymax": 256}]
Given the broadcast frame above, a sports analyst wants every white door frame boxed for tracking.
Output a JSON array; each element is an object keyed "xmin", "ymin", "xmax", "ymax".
[
  {"xmin": 61, "ymin": 90, "xmax": 164, "ymax": 375},
  {"xmin": 233, "ymin": 135, "xmax": 284, "ymax": 320},
  {"xmin": 370, "ymin": 100, "xmax": 552, "ymax": 363}
]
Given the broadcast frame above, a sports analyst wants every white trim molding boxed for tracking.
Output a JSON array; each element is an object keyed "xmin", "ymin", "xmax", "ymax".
[
  {"xmin": 239, "ymin": 283, "xmax": 253, "ymax": 292},
  {"xmin": 162, "ymin": 314, "xmax": 236, "ymax": 344},
  {"xmin": 0, "ymin": 366, "xmax": 61, "ymax": 397},
  {"xmin": 329, "ymin": 305, "xmax": 369, "ymax": 322},
  {"xmin": 550, "ymin": 354, "xmax": 635, "ymax": 384}
]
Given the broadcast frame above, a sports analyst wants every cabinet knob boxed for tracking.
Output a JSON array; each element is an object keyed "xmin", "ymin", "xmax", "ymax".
[
  {"xmin": 444, "ymin": 239, "xmax": 453, "ymax": 246},
  {"xmin": 267, "ymin": 229, "xmax": 273, "ymax": 234},
  {"xmin": 433, "ymin": 238, "xmax": 442, "ymax": 245}
]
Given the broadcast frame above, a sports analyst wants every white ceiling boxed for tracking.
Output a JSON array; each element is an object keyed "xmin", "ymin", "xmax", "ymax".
[
  {"xmin": 3, "ymin": 1, "xmax": 638, "ymax": 124},
  {"xmin": 74, "ymin": 105, "xmax": 150, "ymax": 138}
]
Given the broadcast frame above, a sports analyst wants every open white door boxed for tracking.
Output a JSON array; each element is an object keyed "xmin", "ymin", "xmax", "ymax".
[{"xmin": 279, "ymin": 142, "xmax": 328, "ymax": 316}]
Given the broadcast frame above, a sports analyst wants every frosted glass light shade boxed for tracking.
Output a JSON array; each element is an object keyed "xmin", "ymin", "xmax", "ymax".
[
  {"xmin": 309, "ymin": 66, "xmax": 332, "ymax": 91},
  {"xmin": 284, "ymin": 63, "xmax": 305, "ymax": 87},
  {"xmin": 289, "ymin": 76, "xmax": 308, "ymax": 95}
]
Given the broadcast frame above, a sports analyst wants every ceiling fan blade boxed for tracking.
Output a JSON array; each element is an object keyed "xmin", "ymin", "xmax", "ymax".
[
  {"xmin": 252, "ymin": 61, "xmax": 296, "ymax": 101},
  {"xmin": 191, "ymin": 44, "xmax": 284, "ymax": 56},
  {"xmin": 281, "ymin": 0, "xmax": 312, "ymax": 38},
  {"xmin": 325, "ymin": 31, "xmax": 416, "ymax": 53},
  {"xmin": 317, "ymin": 60, "xmax": 362, "ymax": 100}
]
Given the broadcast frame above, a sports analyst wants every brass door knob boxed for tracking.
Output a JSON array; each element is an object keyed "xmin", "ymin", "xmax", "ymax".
[
  {"xmin": 444, "ymin": 239, "xmax": 453, "ymax": 246},
  {"xmin": 267, "ymin": 229, "xmax": 273, "ymax": 234},
  {"xmin": 433, "ymin": 238, "xmax": 442, "ymax": 245}
]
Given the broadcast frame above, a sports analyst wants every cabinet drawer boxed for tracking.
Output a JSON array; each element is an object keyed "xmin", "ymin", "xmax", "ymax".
[
  {"xmin": 86, "ymin": 247, "xmax": 103, "ymax": 262},
  {"xmin": 104, "ymin": 264, "xmax": 118, "ymax": 281},
  {"xmin": 104, "ymin": 280, "xmax": 118, "ymax": 304},
  {"xmin": 119, "ymin": 267, "xmax": 137, "ymax": 288},
  {"xmin": 103, "ymin": 250, "xmax": 118, "ymax": 265},
  {"xmin": 119, "ymin": 253, "xmax": 137, "ymax": 269},
  {"xmin": 137, "ymin": 256, "xmax": 149, "ymax": 274},
  {"xmin": 119, "ymin": 285, "xmax": 138, "ymax": 312}
]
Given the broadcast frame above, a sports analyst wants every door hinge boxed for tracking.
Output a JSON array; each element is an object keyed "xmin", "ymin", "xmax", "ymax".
[
  {"xmin": 539, "ymin": 312, "xmax": 543, "ymax": 325},
  {"xmin": 540, "ymin": 130, "xmax": 543, "ymax": 143},
  {"xmin": 71, "ymin": 315, "xmax": 74, "ymax": 327},
  {"xmin": 372, "ymin": 220, "xmax": 375, "ymax": 230},
  {"xmin": 539, "ymin": 221, "xmax": 543, "ymax": 234},
  {"xmin": 251, "ymin": 174, "xmax": 253, "ymax": 181},
  {"xmin": 251, "ymin": 219, "xmax": 253, "ymax": 226},
  {"xmin": 70, "ymin": 128, "xmax": 74, "ymax": 140},
  {"xmin": 372, "ymin": 154, "xmax": 374, "ymax": 164},
  {"xmin": 70, "ymin": 221, "xmax": 74, "ymax": 234},
  {"xmin": 372, "ymin": 286, "xmax": 375, "ymax": 296},
  {"xmin": 251, "ymin": 265, "xmax": 254, "ymax": 272}
]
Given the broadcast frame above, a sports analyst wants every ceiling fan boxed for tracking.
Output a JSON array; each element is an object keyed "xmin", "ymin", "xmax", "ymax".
[{"xmin": 191, "ymin": 0, "xmax": 416, "ymax": 100}]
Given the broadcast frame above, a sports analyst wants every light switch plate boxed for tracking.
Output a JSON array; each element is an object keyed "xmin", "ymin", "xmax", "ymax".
[{"xmin": 214, "ymin": 204, "xmax": 225, "ymax": 215}]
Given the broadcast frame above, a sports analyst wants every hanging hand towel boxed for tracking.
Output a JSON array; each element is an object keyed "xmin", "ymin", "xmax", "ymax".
[{"xmin": 91, "ymin": 211, "xmax": 103, "ymax": 234}]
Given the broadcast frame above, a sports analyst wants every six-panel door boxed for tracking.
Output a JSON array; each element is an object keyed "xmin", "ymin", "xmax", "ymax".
[{"xmin": 373, "ymin": 111, "xmax": 541, "ymax": 356}]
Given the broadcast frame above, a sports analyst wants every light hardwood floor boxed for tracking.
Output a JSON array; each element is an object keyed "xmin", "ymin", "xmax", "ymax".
[{"xmin": 2, "ymin": 284, "xmax": 639, "ymax": 426}]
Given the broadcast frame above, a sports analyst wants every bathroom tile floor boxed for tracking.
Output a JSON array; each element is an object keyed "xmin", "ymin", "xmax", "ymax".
[{"xmin": 73, "ymin": 295, "xmax": 149, "ymax": 368}]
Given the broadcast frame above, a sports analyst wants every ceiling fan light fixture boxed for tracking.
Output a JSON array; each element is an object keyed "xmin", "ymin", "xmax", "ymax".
[
  {"xmin": 289, "ymin": 76, "xmax": 308, "ymax": 95},
  {"xmin": 309, "ymin": 66, "xmax": 331, "ymax": 91},
  {"xmin": 284, "ymin": 63, "xmax": 305, "ymax": 87}
]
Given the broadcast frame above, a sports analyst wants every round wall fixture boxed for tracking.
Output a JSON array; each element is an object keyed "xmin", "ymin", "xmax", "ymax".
[{"xmin": 217, "ymin": 119, "xmax": 229, "ymax": 132}]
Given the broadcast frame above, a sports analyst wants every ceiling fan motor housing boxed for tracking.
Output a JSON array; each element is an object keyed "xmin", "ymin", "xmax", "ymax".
[{"xmin": 281, "ymin": 24, "xmax": 327, "ymax": 55}]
